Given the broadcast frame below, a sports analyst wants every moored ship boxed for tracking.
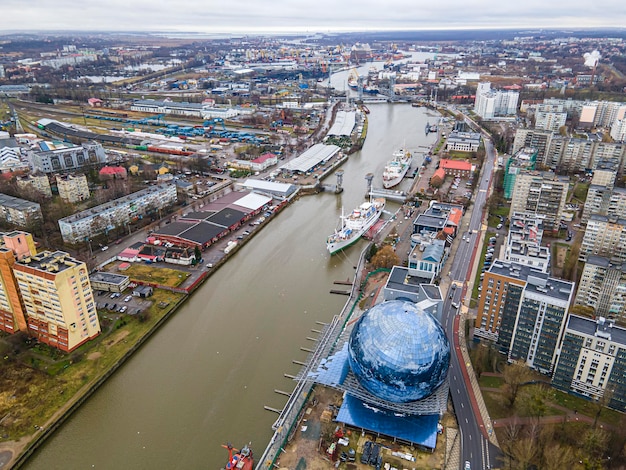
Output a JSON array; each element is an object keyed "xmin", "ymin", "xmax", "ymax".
[
  {"xmin": 326, "ymin": 198, "xmax": 386, "ymax": 255},
  {"xmin": 222, "ymin": 443, "xmax": 253, "ymax": 470},
  {"xmin": 382, "ymin": 148, "xmax": 412, "ymax": 189}
]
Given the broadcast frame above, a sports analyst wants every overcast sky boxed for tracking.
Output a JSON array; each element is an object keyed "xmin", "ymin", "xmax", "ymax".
[{"xmin": 1, "ymin": 0, "xmax": 624, "ymax": 33}]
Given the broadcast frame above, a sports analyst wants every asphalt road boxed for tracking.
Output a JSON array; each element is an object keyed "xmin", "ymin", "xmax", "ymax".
[{"xmin": 441, "ymin": 138, "xmax": 502, "ymax": 470}]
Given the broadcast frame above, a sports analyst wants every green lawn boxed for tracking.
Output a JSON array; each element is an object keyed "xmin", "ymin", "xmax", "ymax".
[{"xmin": 479, "ymin": 375, "xmax": 504, "ymax": 389}]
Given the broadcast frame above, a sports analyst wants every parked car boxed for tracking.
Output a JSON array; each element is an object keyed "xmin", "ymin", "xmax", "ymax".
[
  {"xmin": 496, "ymin": 223, "xmax": 503, "ymax": 230},
  {"xmin": 120, "ymin": 306, "xmax": 128, "ymax": 313},
  {"xmin": 124, "ymin": 295, "xmax": 132, "ymax": 302},
  {"xmin": 360, "ymin": 441, "xmax": 372, "ymax": 464}
]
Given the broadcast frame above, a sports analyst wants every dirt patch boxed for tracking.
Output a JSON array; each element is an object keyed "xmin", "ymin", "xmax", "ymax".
[
  {"xmin": 104, "ymin": 330, "xmax": 130, "ymax": 350},
  {"xmin": 87, "ymin": 352, "xmax": 102, "ymax": 361}
]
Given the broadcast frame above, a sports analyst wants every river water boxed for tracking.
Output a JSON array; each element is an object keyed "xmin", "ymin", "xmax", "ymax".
[{"xmin": 24, "ymin": 104, "xmax": 440, "ymax": 470}]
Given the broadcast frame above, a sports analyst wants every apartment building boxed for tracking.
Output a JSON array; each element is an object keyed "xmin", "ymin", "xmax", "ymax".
[
  {"xmin": 0, "ymin": 231, "xmax": 36, "ymax": 334},
  {"xmin": 575, "ymin": 255, "xmax": 626, "ymax": 321},
  {"xmin": 475, "ymin": 261, "xmax": 574, "ymax": 374},
  {"xmin": 473, "ymin": 82, "xmax": 519, "ymax": 119},
  {"xmin": 503, "ymin": 148, "xmax": 537, "ymax": 200},
  {"xmin": 504, "ymin": 212, "xmax": 550, "ymax": 272},
  {"xmin": 13, "ymin": 251, "xmax": 100, "ymax": 352},
  {"xmin": 56, "ymin": 174, "xmax": 90, "ymax": 203},
  {"xmin": 534, "ymin": 105, "xmax": 567, "ymax": 132},
  {"xmin": 0, "ymin": 193, "xmax": 42, "ymax": 229},
  {"xmin": 512, "ymin": 128, "xmax": 553, "ymax": 162},
  {"xmin": 509, "ymin": 171, "xmax": 568, "ymax": 233},
  {"xmin": 16, "ymin": 174, "xmax": 52, "ymax": 198},
  {"xmin": 582, "ymin": 184, "xmax": 626, "ymax": 225},
  {"xmin": 553, "ymin": 316, "xmax": 626, "ymax": 412},
  {"xmin": 58, "ymin": 184, "xmax": 177, "ymax": 244},
  {"xmin": 579, "ymin": 215, "xmax": 626, "ymax": 263}
]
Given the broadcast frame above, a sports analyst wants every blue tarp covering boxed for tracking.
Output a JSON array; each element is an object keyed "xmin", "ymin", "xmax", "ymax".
[{"xmin": 336, "ymin": 395, "xmax": 439, "ymax": 450}]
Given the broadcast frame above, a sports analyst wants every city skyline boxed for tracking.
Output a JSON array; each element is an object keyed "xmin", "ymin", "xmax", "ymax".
[{"xmin": 1, "ymin": 0, "xmax": 625, "ymax": 34}]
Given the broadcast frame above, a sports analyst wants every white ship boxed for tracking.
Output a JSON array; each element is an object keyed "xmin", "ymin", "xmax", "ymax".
[
  {"xmin": 382, "ymin": 148, "xmax": 412, "ymax": 189},
  {"xmin": 326, "ymin": 198, "xmax": 386, "ymax": 255}
]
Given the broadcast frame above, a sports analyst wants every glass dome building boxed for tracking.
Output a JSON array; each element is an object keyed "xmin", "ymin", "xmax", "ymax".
[{"xmin": 348, "ymin": 299, "xmax": 450, "ymax": 403}]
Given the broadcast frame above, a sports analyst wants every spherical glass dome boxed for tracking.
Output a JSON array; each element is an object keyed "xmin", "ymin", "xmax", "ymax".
[{"xmin": 348, "ymin": 300, "xmax": 450, "ymax": 403}]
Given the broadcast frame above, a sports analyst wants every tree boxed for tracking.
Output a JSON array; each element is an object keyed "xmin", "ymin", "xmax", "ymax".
[
  {"xmin": 370, "ymin": 245, "xmax": 399, "ymax": 269},
  {"xmin": 543, "ymin": 443, "xmax": 576, "ymax": 470},
  {"xmin": 518, "ymin": 384, "xmax": 553, "ymax": 418},
  {"xmin": 501, "ymin": 360, "xmax": 534, "ymax": 407},
  {"xmin": 194, "ymin": 245, "xmax": 202, "ymax": 262}
]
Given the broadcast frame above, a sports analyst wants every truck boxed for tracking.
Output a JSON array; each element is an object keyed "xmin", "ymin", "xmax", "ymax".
[{"xmin": 224, "ymin": 241, "xmax": 238, "ymax": 254}]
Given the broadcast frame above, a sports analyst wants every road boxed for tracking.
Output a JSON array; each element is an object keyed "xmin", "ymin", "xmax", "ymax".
[{"xmin": 441, "ymin": 137, "xmax": 501, "ymax": 470}]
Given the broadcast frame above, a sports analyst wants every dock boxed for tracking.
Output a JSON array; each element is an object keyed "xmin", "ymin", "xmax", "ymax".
[{"xmin": 329, "ymin": 289, "xmax": 350, "ymax": 295}]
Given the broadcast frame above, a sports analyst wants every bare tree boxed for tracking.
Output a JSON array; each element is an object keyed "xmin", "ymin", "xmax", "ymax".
[
  {"xmin": 501, "ymin": 361, "xmax": 534, "ymax": 407},
  {"xmin": 543, "ymin": 443, "xmax": 576, "ymax": 470}
]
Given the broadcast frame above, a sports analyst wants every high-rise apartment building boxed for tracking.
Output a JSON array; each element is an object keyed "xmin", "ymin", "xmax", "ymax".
[
  {"xmin": 575, "ymin": 255, "xmax": 626, "ymax": 321},
  {"xmin": 13, "ymin": 251, "xmax": 100, "ymax": 352},
  {"xmin": 475, "ymin": 261, "xmax": 574, "ymax": 374},
  {"xmin": 512, "ymin": 128, "xmax": 553, "ymax": 164},
  {"xmin": 473, "ymin": 82, "xmax": 519, "ymax": 119},
  {"xmin": 553, "ymin": 316, "xmax": 626, "ymax": 412},
  {"xmin": 579, "ymin": 215, "xmax": 626, "ymax": 263},
  {"xmin": 503, "ymin": 148, "xmax": 537, "ymax": 200},
  {"xmin": 505, "ymin": 212, "xmax": 550, "ymax": 272},
  {"xmin": 0, "ymin": 231, "xmax": 36, "ymax": 334},
  {"xmin": 509, "ymin": 171, "xmax": 568, "ymax": 233}
]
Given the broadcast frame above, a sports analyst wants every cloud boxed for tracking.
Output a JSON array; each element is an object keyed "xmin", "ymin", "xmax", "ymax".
[{"xmin": 0, "ymin": 0, "xmax": 625, "ymax": 32}]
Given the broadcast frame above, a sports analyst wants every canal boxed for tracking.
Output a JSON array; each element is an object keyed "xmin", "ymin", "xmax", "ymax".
[{"xmin": 24, "ymin": 104, "xmax": 440, "ymax": 470}]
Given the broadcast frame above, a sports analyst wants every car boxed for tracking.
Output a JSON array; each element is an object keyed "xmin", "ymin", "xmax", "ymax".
[
  {"xmin": 360, "ymin": 441, "xmax": 372, "ymax": 464},
  {"xmin": 496, "ymin": 223, "xmax": 503, "ymax": 230},
  {"xmin": 369, "ymin": 443, "xmax": 380, "ymax": 465},
  {"xmin": 110, "ymin": 292, "xmax": 117, "ymax": 299},
  {"xmin": 465, "ymin": 461, "xmax": 471, "ymax": 470},
  {"xmin": 124, "ymin": 295, "xmax": 132, "ymax": 302},
  {"xmin": 466, "ymin": 238, "xmax": 470, "ymax": 243},
  {"xmin": 120, "ymin": 306, "xmax": 128, "ymax": 313},
  {"xmin": 101, "ymin": 246, "xmax": 109, "ymax": 252},
  {"xmin": 111, "ymin": 303, "xmax": 117, "ymax": 310},
  {"xmin": 451, "ymin": 302, "xmax": 459, "ymax": 309}
]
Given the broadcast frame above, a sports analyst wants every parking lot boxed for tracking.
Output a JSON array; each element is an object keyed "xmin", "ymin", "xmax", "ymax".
[{"xmin": 95, "ymin": 290, "xmax": 153, "ymax": 316}]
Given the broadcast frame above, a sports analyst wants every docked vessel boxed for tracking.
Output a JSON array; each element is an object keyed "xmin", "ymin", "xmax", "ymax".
[
  {"xmin": 222, "ymin": 443, "xmax": 253, "ymax": 470},
  {"xmin": 327, "ymin": 198, "xmax": 386, "ymax": 254},
  {"xmin": 382, "ymin": 148, "xmax": 412, "ymax": 189}
]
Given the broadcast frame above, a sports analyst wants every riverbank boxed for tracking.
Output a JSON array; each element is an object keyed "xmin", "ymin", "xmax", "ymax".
[{"xmin": 0, "ymin": 101, "xmax": 371, "ymax": 470}]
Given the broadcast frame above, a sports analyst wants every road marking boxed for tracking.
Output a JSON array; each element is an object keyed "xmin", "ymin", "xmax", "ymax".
[
  {"xmin": 457, "ymin": 389, "xmax": 460, "ymax": 394},
  {"xmin": 461, "ymin": 402, "xmax": 464, "ymax": 408},
  {"xmin": 465, "ymin": 418, "xmax": 469, "ymax": 423}
]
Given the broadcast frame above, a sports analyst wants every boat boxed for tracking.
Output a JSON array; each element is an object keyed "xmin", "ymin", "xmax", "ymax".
[
  {"xmin": 326, "ymin": 198, "xmax": 386, "ymax": 254},
  {"xmin": 222, "ymin": 443, "xmax": 253, "ymax": 470},
  {"xmin": 382, "ymin": 148, "xmax": 412, "ymax": 189}
]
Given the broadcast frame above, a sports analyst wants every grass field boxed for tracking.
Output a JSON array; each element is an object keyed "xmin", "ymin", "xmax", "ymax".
[{"xmin": 122, "ymin": 264, "xmax": 190, "ymax": 287}]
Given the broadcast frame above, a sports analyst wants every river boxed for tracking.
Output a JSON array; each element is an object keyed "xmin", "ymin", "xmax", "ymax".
[{"xmin": 24, "ymin": 104, "xmax": 440, "ymax": 470}]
